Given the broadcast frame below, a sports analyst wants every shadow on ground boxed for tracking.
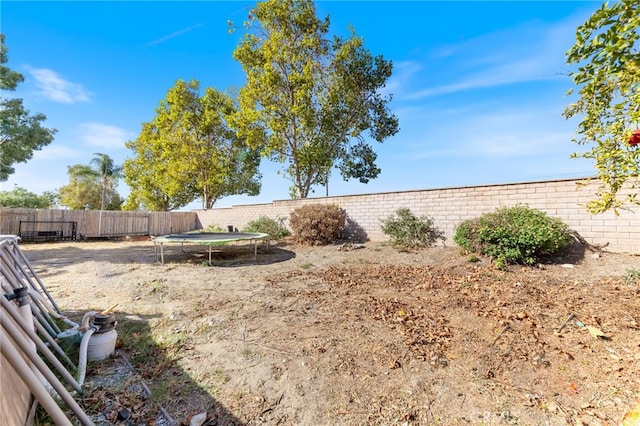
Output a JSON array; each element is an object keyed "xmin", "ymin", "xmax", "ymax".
[
  {"xmin": 19, "ymin": 240, "xmax": 296, "ymax": 268},
  {"xmin": 160, "ymin": 243, "xmax": 296, "ymax": 267},
  {"xmin": 60, "ymin": 310, "xmax": 245, "ymax": 426},
  {"xmin": 537, "ymin": 237, "xmax": 587, "ymax": 265}
]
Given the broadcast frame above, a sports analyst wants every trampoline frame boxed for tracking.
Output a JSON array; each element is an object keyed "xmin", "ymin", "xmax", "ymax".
[{"xmin": 151, "ymin": 232, "xmax": 270, "ymax": 265}]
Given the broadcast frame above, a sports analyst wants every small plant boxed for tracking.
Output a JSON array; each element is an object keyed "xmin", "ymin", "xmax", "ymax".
[
  {"xmin": 243, "ymin": 215, "xmax": 290, "ymax": 240},
  {"xmin": 204, "ymin": 223, "xmax": 224, "ymax": 232},
  {"xmin": 380, "ymin": 208, "xmax": 444, "ymax": 250},
  {"xmin": 289, "ymin": 204, "xmax": 346, "ymax": 245},
  {"xmin": 148, "ymin": 278, "xmax": 167, "ymax": 295},
  {"xmin": 241, "ymin": 347, "xmax": 254, "ymax": 359},
  {"xmin": 454, "ymin": 205, "xmax": 570, "ymax": 268},
  {"xmin": 624, "ymin": 268, "xmax": 640, "ymax": 285},
  {"xmin": 466, "ymin": 254, "xmax": 480, "ymax": 263},
  {"xmin": 209, "ymin": 368, "xmax": 230, "ymax": 384}
]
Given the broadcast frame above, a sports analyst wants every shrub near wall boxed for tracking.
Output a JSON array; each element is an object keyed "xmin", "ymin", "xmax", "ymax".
[
  {"xmin": 195, "ymin": 178, "xmax": 640, "ymax": 254},
  {"xmin": 381, "ymin": 208, "xmax": 444, "ymax": 250},
  {"xmin": 243, "ymin": 215, "xmax": 290, "ymax": 240},
  {"xmin": 289, "ymin": 204, "xmax": 346, "ymax": 245},
  {"xmin": 454, "ymin": 205, "xmax": 571, "ymax": 268}
]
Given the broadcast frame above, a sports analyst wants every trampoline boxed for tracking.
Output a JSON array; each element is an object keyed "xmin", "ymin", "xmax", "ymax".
[{"xmin": 152, "ymin": 232, "xmax": 270, "ymax": 265}]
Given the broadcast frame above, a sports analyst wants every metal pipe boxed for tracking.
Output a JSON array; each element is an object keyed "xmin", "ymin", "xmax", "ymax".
[
  {"xmin": 1, "ymin": 295, "xmax": 82, "ymax": 393},
  {"xmin": 1, "ymin": 321, "xmax": 93, "ymax": 425},
  {"xmin": 32, "ymin": 302, "xmax": 59, "ymax": 337},
  {"xmin": 0, "ymin": 247, "xmax": 29, "ymax": 287},
  {"xmin": 1, "ymin": 259, "xmax": 78, "ymax": 369},
  {"xmin": 28, "ymin": 289, "xmax": 79, "ymax": 329},
  {"xmin": 33, "ymin": 317, "xmax": 77, "ymax": 371},
  {"xmin": 0, "ymin": 260, "xmax": 61, "ymax": 336},
  {"xmin": 13, "ymin": 287, "xmax": 52, "ymax": 393},
  {"xmin": 0, "ymin": 327, "xmax": 73, "ymax": 426},
  {"xmin": 4, "ymin": 239, "xmax": 62, "ymax": 313}
]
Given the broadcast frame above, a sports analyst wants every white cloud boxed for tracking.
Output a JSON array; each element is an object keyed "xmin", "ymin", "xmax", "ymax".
[
  {"xmin": 404, "ymin": 13, "xmax": 587, "ymax": 100},
  {"xmin": 31, "ymin": 144, "xmax": 82, "ymax": 161},
  {"xmin": 394, "ymin": 97, "xmax": 578, "ymax": 161},
  {"xmin": 24, "ymin": 66, "xmax": 92, "ymax": 103},
  {"xmin": 79, "ymin": 123, "xmax": 134, "ymax": 149},
  {"xmin": 147, "ymin": 23, "xmax": 205, "ymax": 47}
]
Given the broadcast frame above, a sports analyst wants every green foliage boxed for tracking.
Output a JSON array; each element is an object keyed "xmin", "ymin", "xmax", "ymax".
[
  {"xmin": 58, "ymin": 158, "xmax": 123, "ymax": 210},
  {"xmin": 204, "ymin": 223, "xmax": 225, "ymax": 232},
  {"xmin": 454, "ymin": 205, "xmax": 571, "ymax": 268},
  {"xmin": 624, "ymin": 268, "xmax": 640, "ymax": 285},
  {"xmin": 0, "ymin": 33, "xmax": 56, "ymax": 181},
  {"xmin": 90, "ymin": 153, "xmax": 122, "ymax": 211},
  {"xmin": 466, "ymin": 254, "xmax": 480, "ymax": 263},
  {"xmin": 121, "ymin": 197, "xmax": 141, "ymax": 211},
  {"xmin": 231, "ymin": 0, "xmax": 398, "ymax": 198},
  {"xmin": 289, "ymin": 204, "xmax": 346, "ymax": 245},
  {"xmin": 243, "ymin": 215, "xmax": 290, "ymax": 240},
  {"xmin": 124, "ymin": 79, "xmax": 261, "ymax": 211},
  {"xmin": 380, "ymin": 208, "xmax": 443, "ymax": 250},
  {"xmin": 0, "ymin": 185, "xmax": 56, "ymax": 208},
  {"xmin": 563, "ymin": 1, "xmax": 640, "ymax": 213}
]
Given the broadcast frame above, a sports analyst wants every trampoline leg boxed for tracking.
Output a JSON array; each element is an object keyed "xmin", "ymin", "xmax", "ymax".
[
  {"xmin": 161, "ymin": 244, "xmax": 165, "ymax": 265},
  {"xmin": 209, "ymin": 246, "xmax": 212, "ymax": 265}
]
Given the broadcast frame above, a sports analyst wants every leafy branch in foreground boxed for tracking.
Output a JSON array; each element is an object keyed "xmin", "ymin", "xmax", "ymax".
[{"xmin": 563, "ymin": 1, "xmax": 640, "ymax": 213}]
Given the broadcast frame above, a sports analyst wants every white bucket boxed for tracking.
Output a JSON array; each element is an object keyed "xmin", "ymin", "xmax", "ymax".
[{"xmin": 87, "ymin": 329, "xmax": 117, "ymax": 361}]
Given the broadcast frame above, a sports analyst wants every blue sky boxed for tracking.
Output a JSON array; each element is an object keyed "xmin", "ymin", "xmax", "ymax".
[{"xmin": 2, "ymin": 0, "xmax": 600, "ymax": 210}]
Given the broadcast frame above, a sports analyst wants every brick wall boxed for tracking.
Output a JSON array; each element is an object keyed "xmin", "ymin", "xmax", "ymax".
[{"xmin": 195, "ymin": 178, "xmax": 640, "ymax": 254}]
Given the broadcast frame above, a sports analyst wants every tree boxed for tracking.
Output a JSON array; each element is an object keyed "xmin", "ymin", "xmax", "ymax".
[
  {"xmin": 563, "ymin": 0, "xmax": 640, "ymax": 213},
  {"xmin": 231, "ymin": 0, "xmax": 399, "ymax": 198},
  {"xmin": 0, "ymin": 33, "xmax": 56, "ymax": 181},
  {"xmin": 58, "ymin": 160, "xmax": 123, "ymax": 210},
  {"xmin": 123, "ymin": 79, "xmax": 261, "ymax": 211},
  {"xmin": 0, "ymin": 185, "xmax": 56, "ymax": 208},
  {"xmin": 89, "ymin": 153, "xmax": 123, "ymax": 211}
]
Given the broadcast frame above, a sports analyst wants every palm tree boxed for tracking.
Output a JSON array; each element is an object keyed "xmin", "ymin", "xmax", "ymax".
[{"xmin": 89, "ymin": 153, "xmax": 123, "ymax": 211}]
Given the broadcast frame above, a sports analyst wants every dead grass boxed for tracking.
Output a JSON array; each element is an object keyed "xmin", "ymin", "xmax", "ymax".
[{"xmin": 21, "ymin": 239, "xmax": 640, "ymax": 425}]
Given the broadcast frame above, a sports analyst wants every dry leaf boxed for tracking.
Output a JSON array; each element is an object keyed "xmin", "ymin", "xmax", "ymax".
[{"xmin": 585, "ymin": 325, "xmax": 607, "ymax": 339}]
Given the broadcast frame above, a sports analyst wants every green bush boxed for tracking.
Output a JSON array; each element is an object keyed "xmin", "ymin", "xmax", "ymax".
[
  {"xmin": 243, "ymin": 215, "xmax": 290, "ymax": 240},
  {"xmin": 454, "ymin": 205, "xmax": 571, "ymax": 268},
  {"xmin": 289, "ymin": 204, "xmax": 346, "ymax": 245},
  {"xmin": 204, "ymin": 223, "xmax": 225, "ymax": 232},
  {"xmin": 380, "ymin": 208, "xmax": 444, "ymax": 250}
]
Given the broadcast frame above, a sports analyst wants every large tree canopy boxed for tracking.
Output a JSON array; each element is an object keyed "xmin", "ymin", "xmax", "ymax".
[
  {"xmin": 0, "ymin": 185, "xmax": 57, "ymax": 208},
  {"xmin": 564, "ymin": 0, "xmax": 640, "ymax": 213},
  {"xmin": 123, "ymin": 79, "xmax": 261, "ymax": 211},
  {"xmin": 231, "ymin": 0, "xmax": 399, "ymax": 198},
  {"xmin": 0, "ymin": 33, "xmax": 56, "ymax": 181}
]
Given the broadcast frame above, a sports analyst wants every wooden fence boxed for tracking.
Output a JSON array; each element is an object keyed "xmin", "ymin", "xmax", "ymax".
[{"xmin": 0, "ymin": 208, "xmax": 199, "ymax": 240}]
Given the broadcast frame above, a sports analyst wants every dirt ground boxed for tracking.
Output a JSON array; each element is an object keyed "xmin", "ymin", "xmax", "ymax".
[{"xmin": 19, "ymin": 236, "xmax": 640, "ymax": 425}]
